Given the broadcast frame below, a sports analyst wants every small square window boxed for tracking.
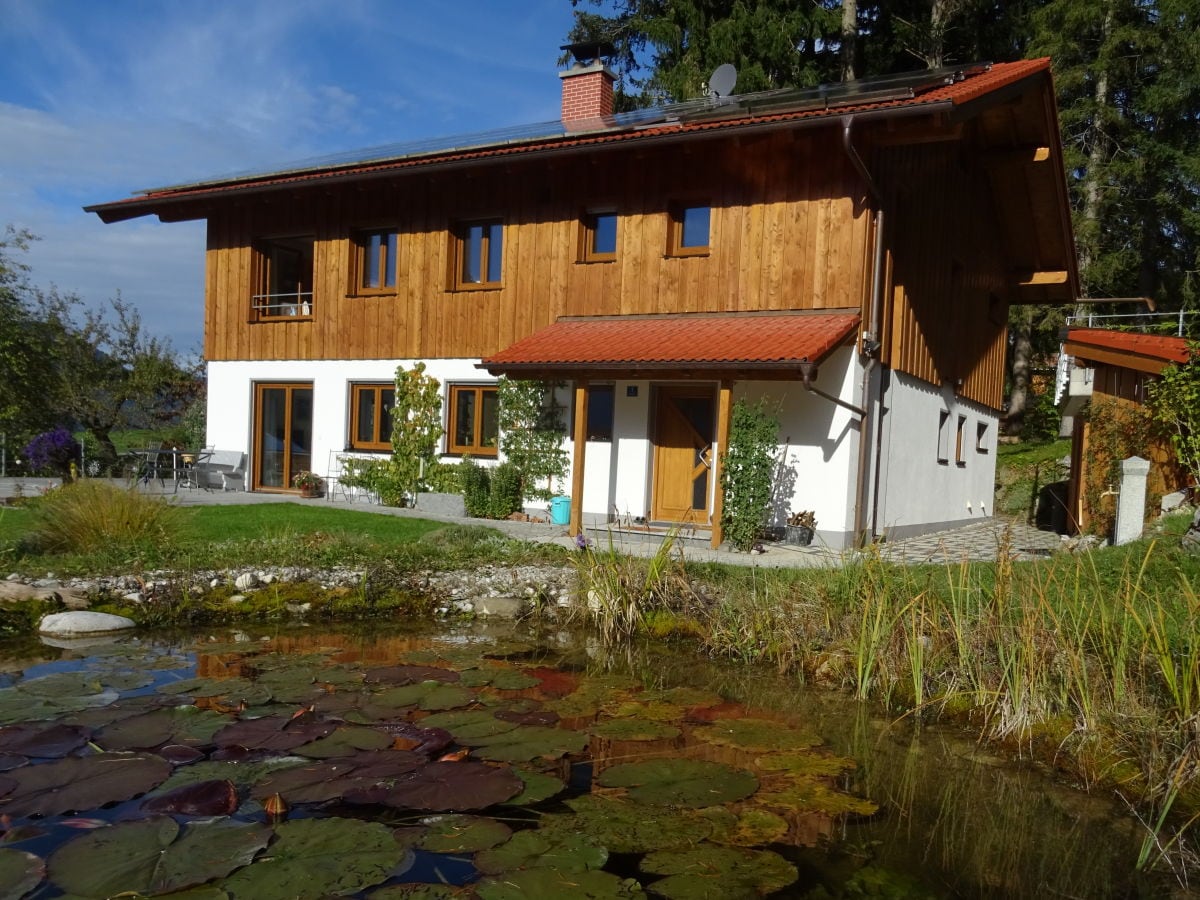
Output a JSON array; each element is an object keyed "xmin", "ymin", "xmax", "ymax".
[
  {"xmin": 936, "ymin": 410, "xmax": 950, "ymax": 465},
  {"xmin": 451, "ymin": 219, "xmax": 503, "ymax": 289},
  {"xmin": 976, "ymin": 421, "xmax": 989, "ymax": 453},
  {"xmin": 349, "ymin": 383, "xmax": 395, "ymax": 451},
  {"xmin": 353, "ymin": 229, "xmax": 399, "ymax": 293},
  {"xmin": 579, "ymin": 211, "xmax": 618, "ymax": 262},
  {"xmin": 252, "ymin": 235, "xmax": 314, "ymax": 319},
  {"xmin": 667, "ymin": 204, "xmax": 710, "ymax": 256},
  {"xmin": 448, "ymin": 385, "xmax": 499, "ymax": 455},
  {"xmin": 571, "ymin": 384, "xmax": 615, "ymax": 441}
]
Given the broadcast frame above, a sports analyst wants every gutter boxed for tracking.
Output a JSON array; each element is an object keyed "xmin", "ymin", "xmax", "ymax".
[{"xmin": 841, "ymin": 114, "xmax": 887, "ymax": 546}]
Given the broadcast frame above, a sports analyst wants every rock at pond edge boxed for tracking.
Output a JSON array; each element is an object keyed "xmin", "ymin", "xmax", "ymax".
[{"xmin": 39, "ymin": 611, "xmax": 136, "ymax": 636}]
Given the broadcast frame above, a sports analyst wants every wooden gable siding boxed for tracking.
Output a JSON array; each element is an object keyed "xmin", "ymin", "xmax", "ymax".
[
  {"xmin": 203, "ymin": 128, "xmax": 872, "ymax": 362},
  {"xmin": 879, "ymin": 140, "xmax": 1011, "ymax": 410}
]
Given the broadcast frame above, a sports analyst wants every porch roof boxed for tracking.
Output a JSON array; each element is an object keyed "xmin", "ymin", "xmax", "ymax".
[
  {"xmin": 479, "ymin": 310, "xmax": 860, "ymax": 379},
  {"xmin": 1063, "ymin": 328, "xmax": 1191, "ymax": 375}
]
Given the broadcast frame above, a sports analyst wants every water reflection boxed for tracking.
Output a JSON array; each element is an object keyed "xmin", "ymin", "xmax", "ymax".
[{"xmin": 0, "ymin": 622, "xmax": 1166, "ymax": 898}]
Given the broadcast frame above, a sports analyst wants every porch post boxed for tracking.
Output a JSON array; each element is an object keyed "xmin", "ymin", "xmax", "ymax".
[
  {"xmin": 711, "ymin": 379, "xmax": 733, "ymax": 549},
  {"xmin": 569, "ymin": 381, "xmax": 589, "ymax": 537}
]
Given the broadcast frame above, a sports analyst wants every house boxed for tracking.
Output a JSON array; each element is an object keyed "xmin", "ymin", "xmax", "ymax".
[
  {"xmin": 86, "ymin": 50, "xmax": 1077, "ymax": 549},
  {"xmin": 1061, "ymin": 328, "xmax": 1191, "ymax": 534}
]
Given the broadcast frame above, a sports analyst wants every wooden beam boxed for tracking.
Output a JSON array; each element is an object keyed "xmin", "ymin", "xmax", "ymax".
[
  {"xmin": 710, "ymin": 380, "xmax": 733, "ymax": 549},
  {"xmin": 1013, "ymin": 269, "xmax": 1069, "ymax": 286},
  {"xmin": 569, "ymin": 381, "xmax": 588, "ymax": 537},
  {"xmin": 979, "ymin": 146, "xmax": 1050, "ymax": 167}
]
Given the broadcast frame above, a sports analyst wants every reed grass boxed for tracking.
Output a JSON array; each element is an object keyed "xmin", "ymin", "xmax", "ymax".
[{"xmin": 21, "ymin": 479, "xmax": 181, "ymax": 555}]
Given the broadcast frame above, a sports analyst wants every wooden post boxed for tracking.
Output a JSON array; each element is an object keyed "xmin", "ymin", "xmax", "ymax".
[
  {"xmin": 711, "ymin": 380, "xmax": 733, "ymax": 549},
  {"xmin": 569, "ymin": 381, "xmax": 589, "ymax": 537}
]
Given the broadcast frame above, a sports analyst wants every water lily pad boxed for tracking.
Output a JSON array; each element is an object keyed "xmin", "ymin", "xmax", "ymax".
[
  {"xmin": 488, "ymin": 670, "xmax": 542, "ymax": 691},
  {"xmin": 292, "ymin": 726, "xmax": 393, "ymax": 758},
  {"xmin": 589, "ymin": 719, "xmax": 681, "ymax": 742},
  {"xmin": 545, "ymin": 676, "xmax": 639, "ymax": 718},
  {"xmin": 474, "ymin": 830, "xmax": 607, "ymax": 875},
  {"xmin": 494, "ymin": 707, "xmax": 559, "ymax": 727},
  {"xmin": 597, "ymin": 760, "xmax": 758, "ymax": 808},
  {"xmin": 94, "ymin": 706, "xmax": 226, "ymax": 751},
  {"xmin": 16, "ymin": 672, "xmax": 104, "ymax": 700},
  {"xmin": 49, "ymin": 816, "xmax": 271, "ymax": 897},
  {"xmin": 373, "ymin": 682, "xmax": 475, "ymax": 713},
  {"xmin": 693, "ymin": 718, "xmax": 819, "ymax": 753},
  {"xmin": 0, "ymin": 722, "xmax": 91, "ymax": 758},
  {"xmin": 0, "ymin": 847, "xmax": 43, "ymax": 899},
  {"xmin": 366, "ymin": 885, "xmax": 459, "ymax": 899},
  {"xmin": 416, "ymin": 814, "xmax": 511, "ymax": 853},
  {"xmin": 639, "ymin": 846, "xmax": 797, "ymax": 898},
  {"xmin": 141, "ymin": 779, "xmax": 239, "ymax": 816},
  {"xmin": 158, "ymin": 676, "xmax": 270, "ymax": 705},
  {"xmin": 214, "ymin": 713, "xmax": 336, "ymax": 751},
  {"xmin": 545, "ymin": 796, "xmax": 713, "ymax": 854},
  {"xmin": 154, "ymin": 756, "xmax": 308, "ymax": 793},
  {"xmin": 601, "ymin": 699, "xmax": 688, "ymax": 723},
  {"xmin": 420, "ymin": 710, "xmax": 519, "ymax": 742},
  {"xmin": 756, "ymin": 776, "xmax": 878, "ymax": 817},
  {"xmin": 470, "ymin": 726, "xmax": 587, "ymax": 762},
  {"xmin": 364, "ymin": 665, "xmax": 460, "ymax": 685},
  {"xmin": 0, "ymin": 752, "xmax": 27, "ymax": 771},
  {"xmin": 2, "ymin": 752, "xmax": 171, "ymax": 817},
  {"xmin": 345, "ymin": 760, "xmax": 523, "ymax": 811},
  {"xmin": 693, "ymin": 807, "xmax": 789, "ymax": 846},
  {"xmin": 505, "ymin": 767, "xmax": 565, "ymax": 806},
  {"xmin": 475, "ymin": 867, "xmax": 645, "ymax": 899},
  {"xmin": 250, "ymin": 750, "xmax": 426, "ymax": 805},
  {"xmin": 0, "ymin": 692, "xmax": 58, "ymax": 725},
  {"xmin": 220, "ymin": 817, "xmax": 410, "ymax": 899},
  {"xmin": 755, "ymin": 750, "xmax": 857, "ymax": 777}
]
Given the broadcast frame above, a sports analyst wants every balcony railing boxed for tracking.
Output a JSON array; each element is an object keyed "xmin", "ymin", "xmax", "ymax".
[
  {"xmin": 252, "ymin": 292, "xmax": 313, "ymax": 318},
  {"xmin": 1065, "ymin": 310, "xmax": 1195, "ymax": 336}
]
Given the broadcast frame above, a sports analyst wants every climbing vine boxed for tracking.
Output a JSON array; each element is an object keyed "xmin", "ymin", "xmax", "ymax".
[
  {"xmin": 720, "ymin": 398, "xmax": 780, "ymax": 552},
  {"xmin": 497, "ymin": 377, "xmax": 568, "ymax": 502},
  {"xmin": 390, "ymin": 362, "xmax": 444, "ymax": 500},
  {"xmin": 1147, "ymin": 342, "xmax": 1200, "ymax": 490},
  {"xmin": 1079, "ymin": 396, "xmax": 1160, "ymax": 537}
]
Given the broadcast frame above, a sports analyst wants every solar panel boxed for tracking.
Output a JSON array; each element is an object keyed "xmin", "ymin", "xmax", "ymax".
[{"xmin": 137, "ymin": 63, "xmax": 991, "ymax": 196}]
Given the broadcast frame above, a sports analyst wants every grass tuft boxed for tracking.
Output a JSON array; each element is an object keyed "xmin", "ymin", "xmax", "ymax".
[{"xmin": 22, "ymin": 480, "xmax": 181, "ymax": 555}]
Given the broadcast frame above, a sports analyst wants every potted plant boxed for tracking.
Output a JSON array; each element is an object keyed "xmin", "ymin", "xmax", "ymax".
[{"xmin": 292, "ymin": 471, "xmax": 324, "ymax": 498}]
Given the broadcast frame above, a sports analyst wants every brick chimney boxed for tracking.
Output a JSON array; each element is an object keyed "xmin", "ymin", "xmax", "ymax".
[{"xmin": 559, "ymin": 51, "xmax": 615, "ymax": 123}]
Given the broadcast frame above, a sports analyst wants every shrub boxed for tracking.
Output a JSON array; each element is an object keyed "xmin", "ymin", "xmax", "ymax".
[
  {"xmin": 23, "ymin": 428, "xmax": 80, "ymax": 477},
  {"xmin": 497, "ymin": 377, "xmax": 568, "ymax": 501},
  {"xmin": 1021, "ymin": 387, "xmax": 1061, "ymax": 443},
  {"xmin": 423, "ymin": 460, "xmax": 461, "ymax": 494},
  {"xmin": 488, "ymin": 462, "xmax": 523, "ymax": 518},
  {"xmin": 23, "ymin": 480, "xmax": 180, "ymax": 554},
  {"xmin": 460, "ymin": 458, "xmax": 491, "ymax": 518},
  {"xmin": 720, "ymin": 399, "xmax": 780, "ymax": 551}
]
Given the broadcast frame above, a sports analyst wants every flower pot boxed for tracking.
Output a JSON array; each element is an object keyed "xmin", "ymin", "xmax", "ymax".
[
  {"xmin": 785, "ymin": 525, "xmax": 813, "ymax": 546},
  {"xmin": 299, "ymin": 486, "xmax": 320, "ymax": 499}
]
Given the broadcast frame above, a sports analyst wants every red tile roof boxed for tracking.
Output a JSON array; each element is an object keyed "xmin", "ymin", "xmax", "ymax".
[
  {"xmin": 1065, "ymin": 328, "xmax": 1191, "ymax": 365},
  {"xmin": 87, "ymin": 59, "xmax": 1052, "ymax": 223},
  {"xmin": 480, "ymin": 311, "xmax": 861, "ymax": 373}
]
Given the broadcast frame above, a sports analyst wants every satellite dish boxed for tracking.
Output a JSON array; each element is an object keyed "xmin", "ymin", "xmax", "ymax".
[{"xmin": 708, "ymin": 63, "xmax": 737, "ymax": 99}]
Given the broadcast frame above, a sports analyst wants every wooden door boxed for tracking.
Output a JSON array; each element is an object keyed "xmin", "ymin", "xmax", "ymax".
[
  {"xmin": 253, "ymin": 383, "xmax": 313, "ymax": 491},
  {"xmin": 652, "ymin": 386, "xmax": 716, "ymax": 522}
]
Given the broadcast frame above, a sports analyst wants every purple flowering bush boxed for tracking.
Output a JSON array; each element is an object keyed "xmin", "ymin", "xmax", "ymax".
[{"xmin": 23, "ymin": 428, "xmax": 81, "ymax": 477}]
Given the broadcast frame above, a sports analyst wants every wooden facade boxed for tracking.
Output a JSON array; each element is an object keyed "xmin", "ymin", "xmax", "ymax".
[{"xmin": 204, "ymin": 129, "xmax": 872, "ymax": 366}]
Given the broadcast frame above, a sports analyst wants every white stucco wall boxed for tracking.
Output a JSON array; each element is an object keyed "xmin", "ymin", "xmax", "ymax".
[{"xmin": 873, "ymin": 371, "xmax": 999, "ymax": 539}]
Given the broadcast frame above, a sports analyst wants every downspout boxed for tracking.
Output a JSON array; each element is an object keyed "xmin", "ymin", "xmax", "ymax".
[
  {"xmin": 842, "ymin": 115, "xmax": 886, "ymax": 545},
  {"xmin": 798, "ymin": 360, "xmax": 865, "ymax": 417}
]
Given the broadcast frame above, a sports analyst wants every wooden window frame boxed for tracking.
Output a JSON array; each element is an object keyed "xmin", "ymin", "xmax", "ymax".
[
  {"xmin": 666, "ymin": 202, "xmax": 711, "ymax": 257},
  {"xmin": 976, "ymin": 420, "xmax": 989, "ymax": 454},
  {"xmin": 955, "ymin": 414, "xmax": 967, "ymax": 466},
  {"xmin": 251, "ymin": 235, "xmax": 314, "ymax": 321},
  {"xmin": 351, "ymin": 228, "xmax": 399, "ymax": 295},
  {"xmin": 349, "ymin": 383, "xmax": 395, "ymax": 452},
  {"xmin": 450, "ymin": 218, "xmax": 504, "ymax": 290},
  {"xmin": 447, "ymin": 384, "xmax": 499, "ymax": 456},
  {"xmin": 578, "ymin": 210, "xmax": 618, "ymax": 263},
  {"xmin": 936, "ymin": 409, "xmax": 951, "ymax": 465}
]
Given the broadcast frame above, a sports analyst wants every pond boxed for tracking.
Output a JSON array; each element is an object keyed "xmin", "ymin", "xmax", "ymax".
[{"xmin": 0, "ymin": 622, "xmax": 1165, "ymax": 898}]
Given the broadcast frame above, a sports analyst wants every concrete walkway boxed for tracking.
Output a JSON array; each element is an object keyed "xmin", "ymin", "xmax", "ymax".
[{"xmin": 0, "ymin": 477, "xmax": 1064, "ymax": 568}]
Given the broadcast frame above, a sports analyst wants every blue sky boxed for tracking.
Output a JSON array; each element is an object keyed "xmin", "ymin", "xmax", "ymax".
[{"xmin": 0, "ymin": 0, "xmax": 578, "ymax": 352}]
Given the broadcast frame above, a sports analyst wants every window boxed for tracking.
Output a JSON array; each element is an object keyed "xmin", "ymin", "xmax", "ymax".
[
  {"xmin": 936, "ymin": 410, "xmax": 951, "ymax": 464},
  {"xmin": 667, "ymin": 204, "xmax": 710, "ymax": 256},
  {"xmin": 448, "ymin": 385, "xmax": 499, "ymax": 455},
  {"xmin": 353, "ymin": 229, "xmax": 399, "ymax": 293},
  {"xmin": 572, "ymin": 384, "xmax": 614, "ymax": 441},
  {"xmin": 349, "ymin": 383, "xmax": 395, "ymax": 451},
  {"xmin": 579, "ymin": 211, "xmax": 617, "ymax": 262},
  {"xmin": 956, "ymin": 415, "xmax": 967, "ymax": 466},
  {"xmin": 452, "ymin": 219, "xmax": 503, "ymax": 289},
  {"xmin": 253, "ymin": 236, "xmax": 314, "ymax": 318},
  {"xmin": 976, "ymin": 421, "xmax": 989, "ymax": 454}
]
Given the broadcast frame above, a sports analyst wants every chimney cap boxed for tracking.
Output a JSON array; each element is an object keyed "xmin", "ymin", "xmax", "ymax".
[{"xmin": 561, "ymin": 41, "xmax": 616, "ymax": 66}]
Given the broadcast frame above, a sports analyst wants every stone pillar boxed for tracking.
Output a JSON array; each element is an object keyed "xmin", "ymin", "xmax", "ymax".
[{"xmin": 1114, "ymin": 455, "xmax": 1150, "ymax": 545}]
